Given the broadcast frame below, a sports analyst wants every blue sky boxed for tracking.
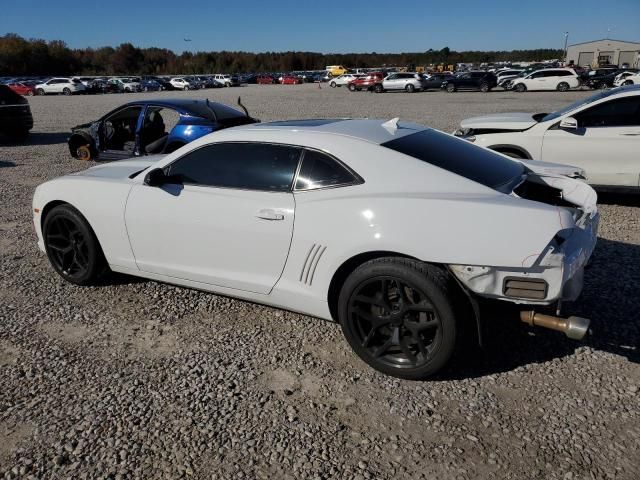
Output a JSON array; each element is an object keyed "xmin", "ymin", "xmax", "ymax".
[{"xmin": 2, "ymin": 0, "xmax": 639, "ymax": 53}]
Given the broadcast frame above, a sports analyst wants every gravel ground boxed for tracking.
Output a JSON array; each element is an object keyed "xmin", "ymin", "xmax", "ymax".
[{"xmin": 1, "ymin": 85, "xmax": 639, "ymax": 479}]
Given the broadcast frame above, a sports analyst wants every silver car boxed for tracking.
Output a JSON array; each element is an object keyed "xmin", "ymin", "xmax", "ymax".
[{"xmin": 376, "ymin": 72, "xmax": 426, "ymax": 93}]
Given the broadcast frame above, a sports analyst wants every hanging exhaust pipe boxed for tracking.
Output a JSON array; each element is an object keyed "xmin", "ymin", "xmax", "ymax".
[{"xmin": 520, "ymin": 311, "xmax": 590, "ymax": 340}]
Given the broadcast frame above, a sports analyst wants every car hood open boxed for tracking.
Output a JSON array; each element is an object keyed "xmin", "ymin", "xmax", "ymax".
[
  {"xmin": 460, "ymin": 112, "xmax": 538, "ymax": 130},
  {"xmin": 72, "ymin": 156, "xmax": 164, "ymax": 180}
]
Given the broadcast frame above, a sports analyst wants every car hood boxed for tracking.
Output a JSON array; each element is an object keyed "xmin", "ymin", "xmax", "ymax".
[
  {"xmin": 460, "ymin": 112, "xmax": 538, "ymax": 130},
  {"xmin": 72, "ymin": 156, "xmax": 164, "ymax": 180}
]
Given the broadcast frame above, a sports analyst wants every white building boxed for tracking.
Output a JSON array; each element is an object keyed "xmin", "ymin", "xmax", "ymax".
[{"xmin": 566, "ymin": 39, "xmax": 640, "ymax": 68}]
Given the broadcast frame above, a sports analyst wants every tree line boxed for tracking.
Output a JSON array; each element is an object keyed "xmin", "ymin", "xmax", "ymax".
[{"xmin": 0, "ymin": 34, "xmax": 563, "ymax": 76}]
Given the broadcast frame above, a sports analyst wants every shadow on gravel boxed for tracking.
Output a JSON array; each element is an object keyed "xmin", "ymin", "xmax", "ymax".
[
  {"xmin": 0, "ymin": 132, "xmax": 68, "ymax": 146},
  {"xmin": 0, "ymin": 160, "xmax": 16, "ymax": 168},
  {"xmin": 598, "ymin": 192, "xmax": 640, "ymax": 208},
  {"xmin": 440, "ymin": 237, "xmax": 640, "ymax": 380}
]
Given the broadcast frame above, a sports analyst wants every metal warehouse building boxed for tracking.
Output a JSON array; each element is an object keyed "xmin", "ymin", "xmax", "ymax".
[{"xmin": 566, "ymin": 39, "xmax": 640, "ymax": 68}]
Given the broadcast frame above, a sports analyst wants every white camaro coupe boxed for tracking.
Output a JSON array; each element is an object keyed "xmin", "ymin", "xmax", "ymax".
[
  {"xmin": 455, "ymin": 85, "xmax": 640, "ymax": 191},
  {"xmin": 33, "ymin": 118, "xmax": 598, "ymax": 379}
]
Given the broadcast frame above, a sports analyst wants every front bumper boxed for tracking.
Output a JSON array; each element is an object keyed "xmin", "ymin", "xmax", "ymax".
[{"xmin": 450, "ymin": 212, "xmax": 599, "ymax": 305}]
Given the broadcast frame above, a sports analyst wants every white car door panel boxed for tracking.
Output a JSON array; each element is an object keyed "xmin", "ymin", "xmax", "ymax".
[
  {"xmin": 125, "ymin": 184, "xmax": 295, "ymax": 293},
  {"xmin": 124, "ymin": 141, "xmax": 302, "ymax": 294}
]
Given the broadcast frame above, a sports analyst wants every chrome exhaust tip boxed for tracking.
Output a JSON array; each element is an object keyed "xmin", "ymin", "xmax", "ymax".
[{"xmin": 520, "ymin": 311, "xmax": 590, "ymax": 340}]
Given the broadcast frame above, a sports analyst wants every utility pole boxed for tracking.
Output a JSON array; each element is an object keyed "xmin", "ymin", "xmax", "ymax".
[{"xmin": 563, "ymin": 32, "xmax": 569, "ymax": 65}]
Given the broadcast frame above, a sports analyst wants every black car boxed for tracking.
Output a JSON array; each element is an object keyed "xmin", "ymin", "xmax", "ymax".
[
  {"xmin": 442, "ymin": 71, "xmax": 498, "ymax": 92},
  {"xmin": 0, "ymin": 84, "xmax": 33, "ymax": 140},
  {"xmin": 67, "ymin": 98, "xmax": 259, "ymax": 161},
  {"xmin": 584, "ymin": 71, "xmax": 620, "ymax": 89},
  {"xmin": 421, "ymin": 73, "xmax": 452, "ymax": 91}
]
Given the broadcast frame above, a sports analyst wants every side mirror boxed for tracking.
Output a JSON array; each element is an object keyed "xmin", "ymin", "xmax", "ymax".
[
  {"xmin": 559, "ymin": 116, "xmax": 578, "ymax": 130},
  {"xmin": 144, "ymin": 168, "xmax": 168, "ymax": 187}
]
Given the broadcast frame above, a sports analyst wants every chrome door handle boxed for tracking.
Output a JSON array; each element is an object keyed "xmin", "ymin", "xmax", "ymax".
[{"xmin": 256, "ymin": 209, "xmax": 284, "ymax": 221}]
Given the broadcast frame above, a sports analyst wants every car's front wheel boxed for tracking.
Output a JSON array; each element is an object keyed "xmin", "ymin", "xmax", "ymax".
[
  {"xmin": 374, "ymin": 84, "xmax": 384, "ymax": 93},
  {"xmin": 348, "ymin": 83, "xmax": 356, "ymax": 92},
  {"xmin": 446, "ymin": 83, "xmax": 456, "ymax": 93},
  {"xmin": 405, "ymin": 84, "xmax": 415, "ymax": 93},
  {"xmin": 37, "ymin": 88, "xmax": 45, "ymax": 96},
  {"xmin": 43, "ymin": 205, "xmax": 107, "ymax": 286},
  {"xmin": 338, "ymin": 258, "xmax": 458, "ymax": 380},
  {"xmin": 330, "ymin": 81, "xmax": 337, "ymax": 88},
  {"xmin": 63, "ymin": 87, "xmax": 71, "ymax": 95},
  {"xmin": 479, "ymin": 82, "xmax": 490, "ymax": 92}
]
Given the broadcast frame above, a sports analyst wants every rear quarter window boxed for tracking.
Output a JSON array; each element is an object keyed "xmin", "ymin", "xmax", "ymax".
[{"xmin": 381, "ymin": 129, "xmax": 524, "ymax": 192}]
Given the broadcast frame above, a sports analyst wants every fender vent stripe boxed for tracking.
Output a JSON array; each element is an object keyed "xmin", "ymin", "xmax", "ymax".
[{"xmin": 300, "ymin": 244, "xmax": 326, "ymax": 285}]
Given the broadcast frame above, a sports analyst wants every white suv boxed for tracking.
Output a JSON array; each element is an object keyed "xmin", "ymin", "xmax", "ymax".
[
  {"xmin": 35, "ymin": 78, "xmax": 86, "ymax": 96},
  {"xmin": 377, "ymin": 73, "xmax": 427, "ymax": 93},
  {"xmin": 511, "ymin": 68, "xmax": 580, "ymax": 92},
  {"xmin": 170, "ymin": 77, "xmax": 195, "ymax": 90},
  {"xmin": 329, "ymin": 74, "xmax": 359, "ymax": 88},
  {"xmin": 614, "ymin": 71, "xmax": 640, "ymax": 87},
  {"xmin": 213, "ymin": 74, "xmax": 231, "ymax": 87}
]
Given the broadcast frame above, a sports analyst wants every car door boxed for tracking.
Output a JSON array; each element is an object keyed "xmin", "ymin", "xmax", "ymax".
[
  {"xmin": 383, "ymin": 74, "xmax": 398, "ymax": 90},
  {"xmin": 99, "ymin": 105, "xmax": 145, "ymax": 161},
  {"xmin": 541, "ymin": 96, "xmax": 640, "ymax": 188},
  {"xmin": 124, "ymin": 142, "xmax": 300, "ymax": 294},
  {"xmin": 526, "ymin": 71, "xmax": 547, "ymax": 90}
]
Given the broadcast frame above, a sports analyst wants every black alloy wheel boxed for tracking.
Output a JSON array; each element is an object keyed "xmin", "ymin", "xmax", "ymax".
[
  {"xmin": 338, "ymin": 258, "xmax": 458, "ymax": 379},
  {"xmin": 43, "ymin": 205, "xmax": 106, "ymax": 285}
]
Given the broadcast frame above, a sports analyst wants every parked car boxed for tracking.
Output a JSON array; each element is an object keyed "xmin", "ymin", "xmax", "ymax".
[
  {"xmin": 136, "ymin": 78, "xmax": 161, "ymax": 92},
  {"xmin": 329, "ymin": 74, "xmax": 359, "ymax": 88},
  {"xmin": 86, "ymin": 78, "xmax": 119, "ymax": 94},
  {"xmin": 374, "ymin": 73, "xmax": 427, "ymax": 93},
  {"xmin": 213, "ymin": 74, "xmax": 232, "ymax": 87},
  {"xmin": 35, "ymin": 117, "xmax": 598, "ymax": 379},
  {"xmin": 108, "ymin": 77, "xmax": 141, "ymax": 93},
  {"xmin": 454, "ymin": 85, "xmax": 640, "ymax": 190},
  {"xmin": 348, "ymin": 72, "xmax": 384, "ymax": 91},
  {"xmin": 35, "ymin": 77, "xmax": 86, "ymax": 96},
  {"xmin": 614, "ymin": 71, "xmax": 640, "ymax": 87},
  {"xmin": 257, "ymin": 75, "xmax": 275, "ymax": 85},
  {"xmin": 143, "ymin": 76, "xmax": 175, "ymax": 91},
  {"xmin": 6, "ymin": 82, "xmax": 36, "ymax": 96},
  {"xmin": 420, "ymin": 73, "xmax": 450, "ymax": 91},
  {"xmin": 584, "ymin": 71, "xmax": 620, "ymax": 90},
  {"xmin": 441, "ymin": 71, "xmax": 497, "ymax": 92},
  {"xmin": 496, "ymin": 69, "xmax": 524, "ymax": 89},
  {"xmin": 0, "ymin": 84, "xmax": 33, "ymax": 140},
  {"xmin": 511, "ymin": 68, "xmax": 580, "ymax": 92},
  {"xmin": 170, "ymin": 78, "xmax": 196, "ymax": 90},
  {"xmin": 66, "ymin": 99, "xmax": 259, "ymax": 161},
  {"xmin": 326, "ymin": 65, "xmax": 348, "ymax": 77},
  {"xmin": 280, "ymin": 75, "xmax": 301, "ymax": 85}
]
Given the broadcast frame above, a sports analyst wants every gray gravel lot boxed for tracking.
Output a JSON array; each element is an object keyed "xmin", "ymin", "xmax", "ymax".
[{"xmin": 1, "ymin": 84, "xmax": 639, "ymax": 479}]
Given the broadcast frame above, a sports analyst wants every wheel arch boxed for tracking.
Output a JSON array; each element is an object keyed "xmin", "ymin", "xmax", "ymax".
[
  {"xmin": 488, "ymin": 144, "xmax": 532, "ymax": 159},
  {"xmin": 68, "ymin": 133, "xmax": 95, "ymax": 158}
]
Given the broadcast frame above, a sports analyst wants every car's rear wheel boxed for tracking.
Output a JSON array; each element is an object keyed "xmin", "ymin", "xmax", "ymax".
[
  {"xmin": 37, "ymin": 88, "xmax": 45, "ymax": 96},
  {"xmin": 374, "ymin": 84, "xmax": 384, "ymax": 93},
  {"xmin": 43, "ymin": 205, "xmax": 107, "ymax": 286},
  {"xmin": 27, "ymin": 90, "xmax": 35, "ymax": 96},
  {"xmin": 63, "ymin": 87, "xmax": 71, "ymax": 95},
  {"xmin": 405, "ymin": 84, "xmax": 415, "ymax": 93},
  {"xmin": 446, "ymin": 83, "xmax": 456, "ymax": 93},
  {"xmin": 515, "ymin": 83, "xmax": 527, "ymax": 92},
  {"xmin": 330, "ymin": 81, "xmax": 337, "ymax": 88},
  {"xmin": 338, "ymin": 258, "xmax": 458, "ymax": 380},
  {"xmin": 479, "ymin": 82, "xmax": 489, "ymax": 92},
  {"xmin": 557, "ymin": 82, "xmax": 570, "ymax": 92},
  {"xmin": 184, "ymin": 86, "xmax": 190, "ymax": 91},
  {"xmin": 348, "ymin": 83, "xmax": 356, "ymax": 91}
]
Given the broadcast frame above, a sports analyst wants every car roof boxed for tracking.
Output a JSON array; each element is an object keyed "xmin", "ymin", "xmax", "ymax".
[
  {"xmin": 238, "ymin": 118, "xmax": 428, "ymax": 145},
  {"xmin": 119, "ymin": 99, "xmax": 249, "ymax": 120}
]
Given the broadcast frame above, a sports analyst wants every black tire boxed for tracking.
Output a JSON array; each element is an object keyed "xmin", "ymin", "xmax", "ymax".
[
  {"xmin": 405, "ymin": 84, "xmax": 415, "ymax": 93},
  {"xmin": 446, "ymin": 83, "xmax": 456, "ymax": 93},
  {"xmin": 557, "ymin": 82, "xmax": 570, "ymax": 92},
  {"xmin": 63, "ymin": 87, "xmax": 71, "ymax": 95},
  {"xmin": 184, "ymin": 86, "xmax": 190, "ymax": 91},
  {"xmin": 598, "ymin": 82, "xmax": 608, "ymax": 90},
  {"xmin": 374, "ymin": 84, "xmax": 384, "ymax": 93},
  {"xmin": 42, "ymin": 205, "xmax": 107, "ymax": 286},
  {"xmin": 330, "ymin": 81, "xmax": 337, "ymax": 88},
  {"xmin": 338, "ymin": 258, "xmax": 458, "ymax": 380},
  {"xmin": 348, "ymin": 83, "xmax": 356, "ymax": 92},
  {"xmin": 37, "ymin": 88, "xmax": 45, "ymax": 96},
  {"xmin": 624, "ymin": 80, "xmax": 633, "ymax": 86},
  {"xmin": 515, "ymin": 83, "xmax": 526, "ymax": 92},
  {"xmin": 27, "ymin": 90, "xmax": 35, "ymax": 96},
  {"xmin": 479, "ymin": 82, "xmax": 489, "ymax": 92}
]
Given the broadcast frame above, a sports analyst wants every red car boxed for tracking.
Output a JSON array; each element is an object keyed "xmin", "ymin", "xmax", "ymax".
[
  {"xmin": 7, "ymin": 82, "xmax": 36, "ymax": 96},
  {"xmin": 348, "ymin": 72, "xmax": 384, "ymax": 92},
  {"xmin": 257, "ymin": 75, "xmax": 274, "ymax": 84},
  {"xmin": 280, "ymin": 75, "xmax": 300, "ymax": 85}
]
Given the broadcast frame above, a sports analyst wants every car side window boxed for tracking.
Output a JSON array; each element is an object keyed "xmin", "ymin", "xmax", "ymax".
[
  {"xmin": 575, "ymin": 97, "xmax": 640, "ymax": 127},
  {"xmin": 294, "ymin": 149, "xmax": 359, "ymax": 190},
  {"xmin": 167, "ymin": 143, "xmax": 302, "ymax": 192}
]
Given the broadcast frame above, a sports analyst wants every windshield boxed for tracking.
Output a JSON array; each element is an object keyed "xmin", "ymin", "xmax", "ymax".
[
  {"xmin": 541, "ymin": 88, "xmax": 623, "ymax": 122},
  {"xmin": 381, "ymin": 129, "xmax": 525, "ymax": 192}
]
